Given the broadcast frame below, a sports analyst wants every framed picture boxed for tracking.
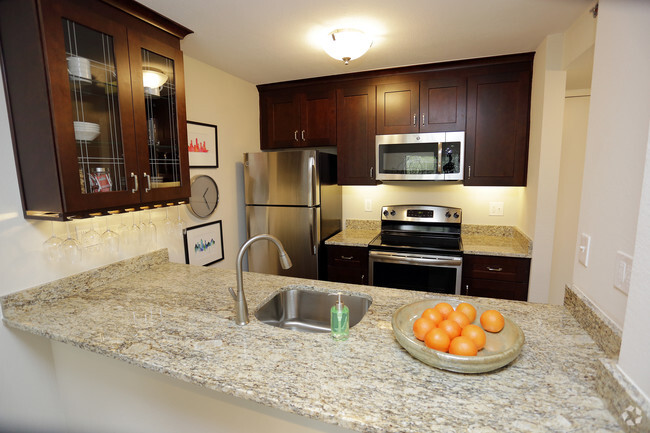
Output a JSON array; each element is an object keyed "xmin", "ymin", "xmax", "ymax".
[
  {"xmin": 183, "ymin": 220, "xmax": 224, "ymax": 266},
  {"xmin": 187, "ymin": 121, "xmax": 218, "ymax": 168}
]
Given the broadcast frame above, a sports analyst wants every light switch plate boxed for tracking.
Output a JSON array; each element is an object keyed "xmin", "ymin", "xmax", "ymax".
[
  {"xmin": 578, "ymin": 233, "xmax": 591, "ymax": 267},
  {"xmin": 489, "ymin": 202, "xmax": 504, "ymax": 216},
  {"xmin": 614, "ymin": 251, "xmax": 633, "ymax": 295}
]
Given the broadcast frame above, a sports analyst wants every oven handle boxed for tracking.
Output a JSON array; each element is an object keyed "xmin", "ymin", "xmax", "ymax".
[{"xmin": 369, "ymin": 251, "xmax": 462, "ymax": 267}]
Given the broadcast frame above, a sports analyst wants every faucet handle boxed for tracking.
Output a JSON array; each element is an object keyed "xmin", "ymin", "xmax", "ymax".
[{"xmin": 228, "ymin": 287, "xmax": 238, "ymax": 301}]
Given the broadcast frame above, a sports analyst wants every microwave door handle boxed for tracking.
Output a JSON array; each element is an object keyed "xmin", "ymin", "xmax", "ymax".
[{"xmin": 437, "ymin": 142, "xmax": 443, "ymax": 174}]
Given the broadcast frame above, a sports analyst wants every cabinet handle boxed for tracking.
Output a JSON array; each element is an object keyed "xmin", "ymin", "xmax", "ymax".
[
  {"xmin": 144, "ymin": 172, "xmax": 151, "ymax": 193},
  {"xmin": 422, "ymin": 113, "xmax": 426, "ymax": 126},
  {"xmin": 486, "ymin": 267, "xmax": 503, "ymax": 272},
  {"xmin": 370, "ymin": 167, "xmax": 374, "ymax": 178},
  {"xmin": 294, "ymin": 130, "xmax": 299, "ymax": 142},
  {"xmin": 468, "ymin": 165, "xmax": 471, "ymax": 179},
  {"xmin": 130, "ymin": 172, "xmax": 138, "ymax": 193},
  {"xmin": 301, "ymin": 130, "xmax": 306, "ymax": 141},
  {"xmin": 413, "ymin": 114, "xmax": 416, "ymax": 125},
  {"xmin": 361, "ymin": 274, "xmax": 365, "ymax": 285},
  {"xmin": 340, "ymin": 256, "xmax": 354, "ymax": 260},
  {"xmin": 464, "ymin": 284, "xmax": 469, "ymax": 295}
]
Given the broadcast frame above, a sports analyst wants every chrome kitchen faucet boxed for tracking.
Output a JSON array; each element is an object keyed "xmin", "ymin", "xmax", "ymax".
[{"xmin": 230, "ymin": 234, "xmax": 292, "ymax": 325}]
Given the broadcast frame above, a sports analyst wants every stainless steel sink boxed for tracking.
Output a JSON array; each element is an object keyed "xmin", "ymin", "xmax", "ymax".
[{"xmin": 254, "ymin": 286, "xmax": 372, "ymax": 333}]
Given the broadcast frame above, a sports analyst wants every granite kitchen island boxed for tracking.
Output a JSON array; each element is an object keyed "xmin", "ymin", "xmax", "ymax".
[{"xmin": 1, "ymin": 250, "xmax": 621, "ymax": 433}]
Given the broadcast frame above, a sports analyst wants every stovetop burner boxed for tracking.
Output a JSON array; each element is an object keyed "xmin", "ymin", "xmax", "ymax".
[{"xmin": 369, "ymin": 205, "xmax": 463, "ymax": 255}]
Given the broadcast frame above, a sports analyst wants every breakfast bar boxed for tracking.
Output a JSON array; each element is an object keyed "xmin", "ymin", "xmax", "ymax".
[{"xmin": 0, "ymin": 251, "xmax": 621, "ymax": 432}]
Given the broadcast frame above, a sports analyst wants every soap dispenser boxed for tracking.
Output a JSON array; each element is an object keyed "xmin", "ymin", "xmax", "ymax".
[{"xmin": 330, "ymin": 293, "xmax": 349, "ymax": 340}]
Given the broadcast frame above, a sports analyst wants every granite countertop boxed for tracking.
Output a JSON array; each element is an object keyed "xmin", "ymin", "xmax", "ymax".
[
  {"xmin": 326, "ymin": 221, "xmax": 533, "ymax": 259},
  {"xmin": 1, "ymin": 251, "xmax": 619, "ymax": 433}
]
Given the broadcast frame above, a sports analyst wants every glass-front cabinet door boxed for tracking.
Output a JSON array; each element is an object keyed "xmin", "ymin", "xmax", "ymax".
[
  {"xmin": 129, "ymin": 34, "xmax": 190, "ymax": 203},
  {"xmin": 41, "ymin": 0, "xmax": 140, "ymax": 212}
]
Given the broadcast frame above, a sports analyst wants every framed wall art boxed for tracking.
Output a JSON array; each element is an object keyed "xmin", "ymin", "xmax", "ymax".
[
  {"xmin": 183, "ymin": 220, "xmax": 224, "ymax": 266},
  {"xmin": 187, "ymin": 121, "xmax": 218, "ymax": 168}
]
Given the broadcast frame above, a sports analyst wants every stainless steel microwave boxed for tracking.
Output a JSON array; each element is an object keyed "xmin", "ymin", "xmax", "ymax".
[{"xmin": 375, "ymin": 132, "xmax": 465, "ymax": 181}]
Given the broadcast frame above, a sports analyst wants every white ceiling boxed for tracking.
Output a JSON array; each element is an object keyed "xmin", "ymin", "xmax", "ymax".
[{"xmin": 139, "ymin": 0, "xmax": 594, "ymax": 85}]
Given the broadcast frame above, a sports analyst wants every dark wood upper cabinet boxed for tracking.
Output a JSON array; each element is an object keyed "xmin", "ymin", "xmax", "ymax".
[
  {"xmin": 0, "ymin": 0, "xmax": 192, "ymax": 219},
  {"xmin": 336, "ymin": 86, "xmax": 376, "ymax": 185},
  {"xmin": 420, "ymin": 77, "xmax": 467, "ymax": 133},
  {"xmin": 260, "ymin": 87, "xmax": 336, "ymax": 149},
  {"xmin": 257, "ymin": 53, "xmax": 534, "ymax": 187},
  {"xmin": 376, "ymin": 82, "xmax": 419, "ymax": 134},
  {"xmin": 377, "ymin": 77, "xmax": 466, "ymax": 135},
  {"xmin": 465, "ymin": 69, "xmax": 532, "ymax": 186}
]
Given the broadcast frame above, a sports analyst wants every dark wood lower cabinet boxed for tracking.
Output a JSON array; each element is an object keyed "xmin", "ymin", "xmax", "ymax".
[
  {"xmin": 461, "ymin": 254, "xmax": 530, "ymax": 301},
  {"xmin": 326, "ymin": 245, "xmax": 369, "ymax": 285}
]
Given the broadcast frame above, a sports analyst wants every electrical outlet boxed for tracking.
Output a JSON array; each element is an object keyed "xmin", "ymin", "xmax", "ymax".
[
  {"xmin": 578, "ymin": 233, "xmax": 591, "ymax": 267},
  {"xmin": 614, "ymin": 251, "xmax": 633, "ymax": 295},
  {"xmin": 364, "ymin": 199, "xmax": 372, "ymax": 212},
  {"xmin": 489, "ymin": 202, "xmax": 504, "ymax": 216}
]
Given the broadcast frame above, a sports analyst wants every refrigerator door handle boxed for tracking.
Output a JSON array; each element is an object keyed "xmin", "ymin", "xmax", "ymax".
[
  {"xmin": 310, "ymin": 210, "xmax": 317, "ymax": 255},
  {"xmin": 308, "ymin": 155, "xmax": 317, "ymax": 207}
]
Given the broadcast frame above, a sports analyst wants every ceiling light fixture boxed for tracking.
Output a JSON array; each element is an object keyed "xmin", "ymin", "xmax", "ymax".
[{"xmin": 323, "ymin": 28, "xmax": 372, "ymax": 65}]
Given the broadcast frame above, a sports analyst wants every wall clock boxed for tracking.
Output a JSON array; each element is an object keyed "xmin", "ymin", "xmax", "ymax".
[{"xmin": 188, "ymin": 175, "xmax": 219, "ymax": 218}]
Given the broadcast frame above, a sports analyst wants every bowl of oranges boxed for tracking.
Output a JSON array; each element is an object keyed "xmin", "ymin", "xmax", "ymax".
[{"xmin": 392, "ymin": 299, "xmax": 524, "ymax": 373}]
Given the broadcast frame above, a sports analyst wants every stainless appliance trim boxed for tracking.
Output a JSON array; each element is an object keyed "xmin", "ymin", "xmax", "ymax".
[
  {"xmin": 375, "ymin": 131, "xmax": 465, "ymax": 181},
  {"xmin": 368, "ymin": 250, "xmax": 462, "ymax": 295}
]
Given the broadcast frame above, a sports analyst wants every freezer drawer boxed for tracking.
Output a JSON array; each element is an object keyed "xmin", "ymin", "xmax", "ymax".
[{"xmin": 246, "ymin": 206, "xmax": 321, "ymax": 279}]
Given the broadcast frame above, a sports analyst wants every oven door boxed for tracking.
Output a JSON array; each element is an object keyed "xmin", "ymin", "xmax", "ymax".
[{"xmin": 368, "ymin": 250, "xmax": 462, "ymax": 295}]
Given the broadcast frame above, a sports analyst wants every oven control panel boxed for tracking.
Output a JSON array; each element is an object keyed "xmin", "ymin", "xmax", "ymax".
[{"xmin": 381, "ymin": 205, "xmax": 462, "ymax": 223}]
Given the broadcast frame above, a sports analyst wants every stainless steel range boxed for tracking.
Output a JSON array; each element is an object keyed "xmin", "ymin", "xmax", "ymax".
[{"xmin": 368, "ymin": 205, "xmax": 463, "ymax": 295}]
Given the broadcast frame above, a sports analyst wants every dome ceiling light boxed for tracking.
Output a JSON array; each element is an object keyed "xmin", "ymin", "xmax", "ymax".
[{"xmin": 323, "ymin": 28, "xmax": 372, "ymax": 65}]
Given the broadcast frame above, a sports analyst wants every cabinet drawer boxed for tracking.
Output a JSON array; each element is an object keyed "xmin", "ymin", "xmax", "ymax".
[
  {"xmin": 327, "ymin": 245, "xmax": 368, "ymax": 268},
  {"xmin": 462, "ymin": 255, "xmax": 530, "ymax": 282},
  {"xmin": 463, "ymin": 278, "xmax": 528, "ymax": 301},
  {"xmin": 327, "ymin": 266, "xmax": 367, "ymax": 285}
]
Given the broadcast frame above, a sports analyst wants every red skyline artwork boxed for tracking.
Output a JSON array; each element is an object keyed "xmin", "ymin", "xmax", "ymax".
[{"xmin": 188, "ymin": 137, "xmax": 209, "ymax": 153}]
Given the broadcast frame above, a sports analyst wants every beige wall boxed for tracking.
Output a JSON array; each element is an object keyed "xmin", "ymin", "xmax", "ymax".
[
  {"xmin": 181, "ymin": 55, "xmax": 260, "ymax": 269},
  {"xmin": 342, "ymin": 184, "xmax": 525, "ymax": 226},
  {"xmin": 572, "ymin": 0, "xmax": 650, "ymax": 329},
  {"xmin": 548, "ymin": 94, "xmax": 590, "ymax": 305},
  {"xmin": 573, "ymin": 0, "xmax": 650, "ymax": 398}
]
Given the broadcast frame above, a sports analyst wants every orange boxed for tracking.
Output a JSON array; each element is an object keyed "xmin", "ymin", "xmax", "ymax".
[
  {"xmin": 455, "ymin": 302, "xmax": 477, "ymax": 323},
  {"xmin": 413, "ymin": 317, "xmax": 436, "ymax": 341},
  {"xmin": 437, "ymin": 319, "xmax": 462, "ymax": 340},
  {"xmin": 421, "ymin": 308, "xmax": 444, "ymax": 326},
  {"xmin": 433, "ymin": 302, "xmax": 454, "ymax": 319},
  {"xmin": 447, "ymin": 311, "xmax": 471, "ymax": 329},
  {"xmin": 424, "ymin": 328, "xmax": 451, "ymax": 352},
  {"xmin": 461, "ymin": 324, "xmax": 486, "ymax": 350},
  {"xmin": 449, "ymin": 336, "xmax": 478, "ymax": 356},
  {"xmin": 480, "ymin": 310, "xmax": 505, "ymax": 333}
]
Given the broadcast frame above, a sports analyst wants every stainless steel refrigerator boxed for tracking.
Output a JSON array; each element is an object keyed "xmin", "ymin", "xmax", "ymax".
[{"xmin": 244, "ymin": 150, "xmax": 341, "ymax": 279}]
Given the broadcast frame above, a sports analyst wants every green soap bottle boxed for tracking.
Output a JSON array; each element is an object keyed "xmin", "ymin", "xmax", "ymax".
[{"xmin": 330, "ymin": 293, "xmax": 349, "ymax": 340}]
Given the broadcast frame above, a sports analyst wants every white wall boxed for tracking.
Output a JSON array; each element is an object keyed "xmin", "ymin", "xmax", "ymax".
[
  {"xmin": 342, "ymin": 184, "xmax": 525, "ymax": 226},
  {"xmin": 572, "ymin": 0, "xmax": 650, "ymax": 329}
]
